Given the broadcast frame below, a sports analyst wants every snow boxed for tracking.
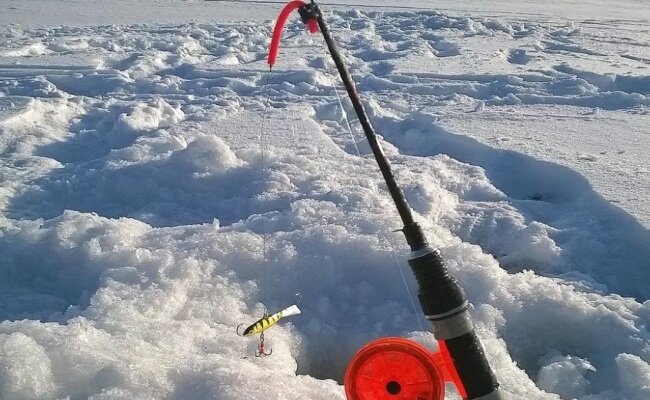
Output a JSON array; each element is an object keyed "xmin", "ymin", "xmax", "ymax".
[{"xmin": 0, "ymin": 1, "xmax": 649, "ymax": 399}]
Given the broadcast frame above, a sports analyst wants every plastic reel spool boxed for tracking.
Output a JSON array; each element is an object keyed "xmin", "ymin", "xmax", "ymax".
[{"xmin": 344, "ymin": 337, "xmax": 445, "ymax": 400}]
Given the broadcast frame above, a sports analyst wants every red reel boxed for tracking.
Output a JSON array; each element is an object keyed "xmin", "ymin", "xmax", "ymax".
[{"xmin": 344, "ymin": 337, "xmax": 446, "ymax": 400}]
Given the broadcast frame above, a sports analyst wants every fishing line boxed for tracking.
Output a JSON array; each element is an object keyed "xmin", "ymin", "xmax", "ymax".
[
  {"xmin": 259, "ymin": 67, "xmax": 301, "ymax": 310},
  {"xmin": 386, "ymin": 235, "xmax": 439, "ymax": 352},
  {"xmin": 362, "ymin": 10, "xmax": 427, "ymax": 337},
  {"xmin": 390, "ymin": 245, "xmax": 426, "ymax": 333},
  {"xmin": 325, "ymin": 22, "xmax": 426, "ymax": 339},
  {"xmin": 258, "ymin": 69, "xmax": 274, "ymax": 311},
  {"xmin": 333, "ymin": 83, "xmax": 361, "ymax": 157},
  {"xmin": 371, "ymin": 12, "xmax": 434, "ymax": 345},
  {"xmin": 238, "ymin": 68, "xmax": 304, "ymax": 357},
  {"xmin": 321, "ymin": 8, "xmax": 361, "ymax": 158}
]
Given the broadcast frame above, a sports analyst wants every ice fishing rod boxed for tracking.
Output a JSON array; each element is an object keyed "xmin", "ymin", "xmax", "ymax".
[{"xmin": 269, "ymin": 2, "xmax": 504, "ymax": 399}]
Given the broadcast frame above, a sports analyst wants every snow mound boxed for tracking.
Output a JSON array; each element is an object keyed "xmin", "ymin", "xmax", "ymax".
[{"xmin": 0, "ymin": 6, "xmax": 649, "ymax": 400}]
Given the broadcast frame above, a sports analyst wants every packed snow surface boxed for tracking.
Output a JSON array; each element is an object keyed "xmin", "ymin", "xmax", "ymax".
[{"xmin": 0, "ymin": 1, "xmax": 649, "ymax": 399}]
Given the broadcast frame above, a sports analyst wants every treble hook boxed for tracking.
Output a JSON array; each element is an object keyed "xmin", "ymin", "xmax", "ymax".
[
  {"xmin": 237, "ymin": 300, "xmax": 301, "ymax": 357},
  {"xmin": 255, "ymin": 332, "xmax": 273, "ymax": 357}
]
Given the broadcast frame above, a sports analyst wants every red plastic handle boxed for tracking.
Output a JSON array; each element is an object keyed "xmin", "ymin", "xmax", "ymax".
[
  {"xmin": 268, "ymin": 0, "xmax": 319, "ymax": 68},
  {"xmin": 433, "ymin": 340, "xmax": 468, "ymax": 399}
]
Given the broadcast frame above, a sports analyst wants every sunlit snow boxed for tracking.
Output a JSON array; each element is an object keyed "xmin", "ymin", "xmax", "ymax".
[{"xmin": 0, "ymin": 1, "xmax": 649, "ymax": 399}]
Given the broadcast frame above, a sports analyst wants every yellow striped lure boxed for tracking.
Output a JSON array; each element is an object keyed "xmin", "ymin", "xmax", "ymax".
[{"xmin": 237, "ymin": 304, "xmax": 302, "ymax": 357}]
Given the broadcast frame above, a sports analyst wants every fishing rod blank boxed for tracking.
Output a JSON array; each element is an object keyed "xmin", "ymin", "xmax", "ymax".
[{"xmin": 269, "ymin": 2, "xmax": 505, "ymax": 399}]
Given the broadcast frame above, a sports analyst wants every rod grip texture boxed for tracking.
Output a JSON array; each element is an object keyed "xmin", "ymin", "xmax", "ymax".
[
  {"xmin": 409, "ymin": 250, "xmax": 500, "ymax": 399},
  {"xmin": 444, "ymin": 332, "xmax": 500, "ymax": 399},
  {"xmin": 408, "ymin": 249, "xmax": 467, "ymax": 317}
]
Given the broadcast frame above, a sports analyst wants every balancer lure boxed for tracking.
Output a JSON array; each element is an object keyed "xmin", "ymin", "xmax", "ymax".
[
  {"xmin": 238, "ymin": 304, "xmax": 302, "ymax": 337},
  {"xmin": 237, "ymin": 303, "xmax": 302, "ymax": 357}
]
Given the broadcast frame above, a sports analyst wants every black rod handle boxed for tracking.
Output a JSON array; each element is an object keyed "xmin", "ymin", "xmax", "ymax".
[{"xmin": 409, "ymin": 248, "xmax": 502, "ymax": 399}]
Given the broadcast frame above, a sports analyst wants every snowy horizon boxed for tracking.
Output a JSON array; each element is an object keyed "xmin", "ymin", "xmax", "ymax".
[{"xmin": 0, "ymin": 0, "xmax": 649, "ymax": 399}]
